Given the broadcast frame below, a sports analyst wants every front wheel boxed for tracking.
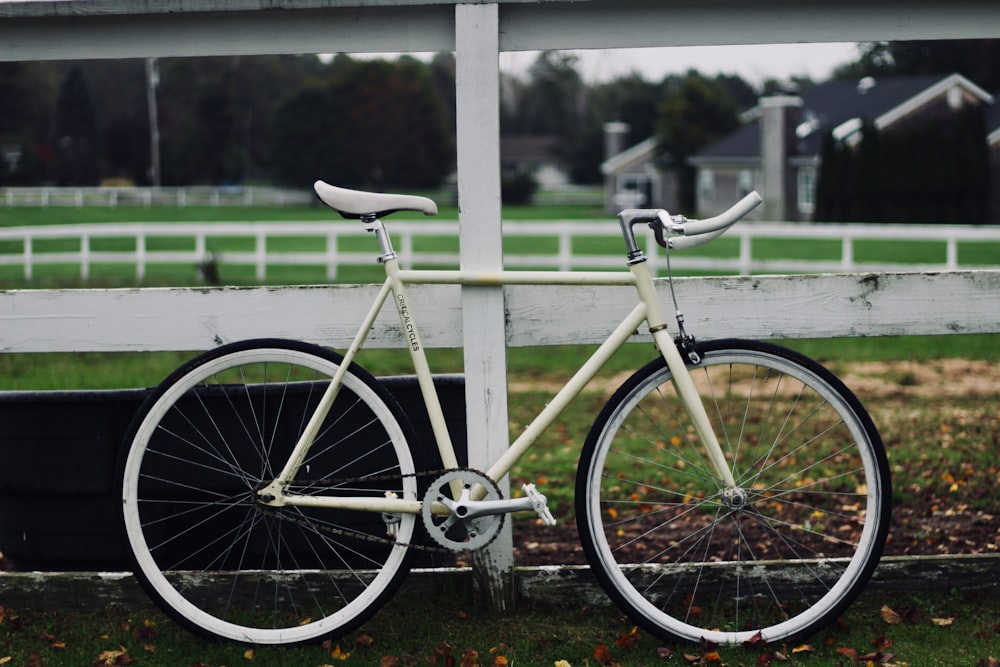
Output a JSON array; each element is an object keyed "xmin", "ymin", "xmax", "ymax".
[
  {"xmin": 119, "ymin": 339, "xmax": 421, "ymax": 645},
  {"xmin": 577, "ymin": 339, "xmax": 890, "ymax": 645}
]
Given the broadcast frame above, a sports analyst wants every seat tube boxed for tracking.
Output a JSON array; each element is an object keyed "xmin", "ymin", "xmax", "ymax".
[
  {"xmin": 630, "ymin": 260, "xmax": 738, "ymax": 490},
  {"xmin": 384, "ymin": 259, "xmax": 462, "ymax": 473}
]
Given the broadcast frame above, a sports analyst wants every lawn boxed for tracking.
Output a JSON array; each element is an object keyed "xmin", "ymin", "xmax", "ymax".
[{"xmin": 3, "ymin": 582, "xmax": 1000, "ymax": 665}]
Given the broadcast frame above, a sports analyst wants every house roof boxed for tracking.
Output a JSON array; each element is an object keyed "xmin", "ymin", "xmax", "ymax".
[
  {"xmin": 987, "ymin": 92, "xmax": 1000, "ymax": 146},
  {"xmin": 600, "ymin": 136, "xmax": 658, "ymax": 175},
  {"xmin": 693, "ymin": 73, "xmax": 994, "ymax": 163},
  {"xmin": 500, "ymin": 135, "xmax": 558, "ymax": 163}
]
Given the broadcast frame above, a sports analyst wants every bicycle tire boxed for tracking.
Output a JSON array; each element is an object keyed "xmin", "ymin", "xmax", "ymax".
[
  {"xmin": 576, "ymin": 339, "xmax": 890, "ymax": 644},
  {"xmin": 119, "ymin": 339, "xmax": 421, "ymax": 645}
]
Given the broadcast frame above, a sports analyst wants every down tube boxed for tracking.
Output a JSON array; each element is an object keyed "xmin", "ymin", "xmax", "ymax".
[{"xmin": 485, "ymin": 302, "xmax": 648, "ymax": 483}]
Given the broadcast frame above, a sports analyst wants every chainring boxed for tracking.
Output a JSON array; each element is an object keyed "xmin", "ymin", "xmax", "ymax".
[{"xmin": 421, "ymin": 469, "xmax": 504, "ymax": 552}]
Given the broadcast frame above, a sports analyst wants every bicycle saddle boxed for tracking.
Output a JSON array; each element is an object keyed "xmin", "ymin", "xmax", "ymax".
[{"xmin": 314, "ymin": 180, "xmax": 438, "ymax": 218}]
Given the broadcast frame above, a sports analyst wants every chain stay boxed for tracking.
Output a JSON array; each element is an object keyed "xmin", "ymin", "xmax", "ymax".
[{"xmin": 255, "ymin": 467, "xmax": 502, "ymax": 554}]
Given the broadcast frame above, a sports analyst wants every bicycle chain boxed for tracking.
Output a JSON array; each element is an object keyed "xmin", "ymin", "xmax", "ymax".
[{"xmin": 254, "ymin": 467, "xmax": 504, "ymax": 555}]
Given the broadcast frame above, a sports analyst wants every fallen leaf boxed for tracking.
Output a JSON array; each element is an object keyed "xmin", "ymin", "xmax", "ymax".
[
  {"xmin": 593, "ymin": 642, "xmax": 613, "ymax": 662},
  {"xmin": 553, "ymin": 661, "xmax": 573, "ymax": 667},
  {"xmin": 356, "ymin": 634, "xmax": 376, "ymax": 647},
  {"xmin": 881, "ymin": 605, "xmax": 902, "ymax": 624},
  {"xmin": 836, "ymin": 646, "xmax": 859, "ymax": 660},
  {"xmin": 656, "ymin": 647, "xmax": 672, "ymax": 660},
  {"xmin": 460, "ymin": 648, "xmax": 479, "ymax": 667},
  {"xmin": 94, "ymin": 647, "xmax": 133, "ymax": 666},
  {"xmin": 791, "ymin": 644, "xmax": 814, "ymax": 654},
  {"xmin": 380, "ymin": 656, "xmax": 400, "ymax": 667},
  {"xmin": 244, "ymin": 648, "xmax": 254, "ymax": 660},
  {"xmin": 329, "ymin": 644, "xmax": 351, "ymax": 661},
  {"xmin": 615, "ymin": 627, "xmax": 640, "ymax": 649},
  {"xmin": 931, "ymin": 617, "xmax": 956, "ymax": 626}
]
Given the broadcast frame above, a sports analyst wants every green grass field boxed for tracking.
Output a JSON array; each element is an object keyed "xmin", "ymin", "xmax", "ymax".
[{"xmin": 3, "ymin": 203, "xmax": 998, "ymax": 287}]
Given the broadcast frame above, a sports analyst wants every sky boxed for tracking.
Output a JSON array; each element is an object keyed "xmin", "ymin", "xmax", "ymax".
[{"xmin": 499, "ymin": 43, "xmax": 863, "ymax": 86}]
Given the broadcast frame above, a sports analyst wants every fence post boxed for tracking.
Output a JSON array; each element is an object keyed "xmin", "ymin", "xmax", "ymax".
[
  {"xmin": 326, "ymin": 233, "xmax": 338, "ymax": 282},
  {"xmin": 455, "ymin": 2, "xmax": 513, "ymax": 614},
  {"xmin": 81, "ymin": 233, "xmax": 90, "ymax": 281},
  {"xmin": 255, "ymin": 229, "xmax": 266, "ymax": 282},
  {"xmin": 24, "ymin": 235, "xmax": 33, "ymax": 281},
  {"xmin": 136, "ymin": 231, "xmax": 146, "ymax": 282},
  {"xmin": 739, "ymin": 232, "xmax": 752, "ymax": 276},
  {"xmin": 842, "ymin": 236, "xmax": 854, "ymax": 271}
]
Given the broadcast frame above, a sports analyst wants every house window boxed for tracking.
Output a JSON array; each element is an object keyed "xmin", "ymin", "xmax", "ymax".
[
  {"xmin": 614, "ymin": 174, "xmax": 652, "ymax": 208},
  {"xmin": 699, "ymin": 169, "xmax": 715, "ymax": 202},
  {"xmin": 797, "ymin": 167, "xmax": 816, "ymax": 216},
  {"xmin": 738, "ymin": 170, "xmax": 754, "ymax": 198}
]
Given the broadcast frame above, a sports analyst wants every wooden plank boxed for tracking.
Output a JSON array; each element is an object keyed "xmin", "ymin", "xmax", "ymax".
[
  {"xmin": 454, "ymin": 2, "xmax": 514, "ymax": 614},
  {"xmin": 4, "ymin": 0, "xmax": 1000, "ymax": 62},
  {"xmin": 2, "ymin": 271, "xmax": 998, "ymax": 354},
  {"xmin": 4, "ymin": 554, "xmax": 999, "ymax": 611}
]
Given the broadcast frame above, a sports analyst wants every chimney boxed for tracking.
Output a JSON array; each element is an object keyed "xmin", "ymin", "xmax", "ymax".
[
  {"xmin": 603, "ymin": 121, "xmax": 630, "ymax": 161},
  {"xmin": 759, "ymin": 95, "xmax": 802, "ymax": 221}
]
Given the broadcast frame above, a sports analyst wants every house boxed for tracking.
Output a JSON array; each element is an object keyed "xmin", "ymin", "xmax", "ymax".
[
  {"xmin": 600, "ymin": 122, "xmax": 680, "ymax": 214},
  {"xmin": 499, "ymin": 135, "xmax": 569, "ymax": 189},
  {"xmin": 988, "ymin": 93, "xmax": 1000, "ymax": 223},
  {"xmin": 690, "ymin": 74, "xmax": 995, "ymax": 221}
]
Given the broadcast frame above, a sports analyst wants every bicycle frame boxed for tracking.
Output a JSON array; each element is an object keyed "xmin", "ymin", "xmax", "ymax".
[{"xmin": 256, "ymin": 216, "xmax": 738, "ymax": 515}]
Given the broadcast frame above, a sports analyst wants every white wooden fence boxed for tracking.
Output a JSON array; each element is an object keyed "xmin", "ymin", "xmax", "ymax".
[
  {"xmin": 1, "ymin": 186, "xmax": 314, "ymax": 208},
  {"xmin": 3, "ymin": 221, "xmax": 999, "ymax": 283},
  {"xmin": 1, "ymin": 271, "xmax": 997, "ymax": 353}
]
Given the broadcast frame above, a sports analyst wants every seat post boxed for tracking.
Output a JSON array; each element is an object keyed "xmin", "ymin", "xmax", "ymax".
[{"xmin": 363, "ymin": 214, "xmax": 397, "ymax": 263}]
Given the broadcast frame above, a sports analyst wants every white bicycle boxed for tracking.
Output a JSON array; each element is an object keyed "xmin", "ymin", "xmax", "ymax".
[{"xmin": 118, "ymin": 181, "xmax": 890, "ymax": 646}]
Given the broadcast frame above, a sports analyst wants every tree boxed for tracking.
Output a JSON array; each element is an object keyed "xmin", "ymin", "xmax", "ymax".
[
  {"xmin": 54, "ymin": 64, "xmax": 100, "ymax": 186},
  {"xmin": 564, "ymin": 73, "xmax": 664, "ymax": 184},
  {"xmin": 837, "ymin": 40, "xmax": 1000, "ymax": 91},
  {"xmin": 656, "ymin": 71, "xmax": 741, "ymax": 211},
  {"xmin": 269, "ymin": 57, "xmax": 454, "ymax": 189},
  {"xmin": 0, "ymin": 61, "xmax": 60, "ymax": 184},
  {"xmin": 814, "ymin": 107, "xmax": 989, "ymax": 224}
]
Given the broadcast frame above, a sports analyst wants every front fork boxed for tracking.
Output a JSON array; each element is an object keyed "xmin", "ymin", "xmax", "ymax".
[{"xmin": 630, "ymin": 259, "xmax": 739, "ymax": 491}]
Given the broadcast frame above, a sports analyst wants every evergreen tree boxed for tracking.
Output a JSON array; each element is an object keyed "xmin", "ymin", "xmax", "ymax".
[{"xmin": 54, "ymin": 64, "xmax": 100, "ymax": 186}]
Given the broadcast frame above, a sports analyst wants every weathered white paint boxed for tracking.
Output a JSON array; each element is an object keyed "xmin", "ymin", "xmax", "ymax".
[
  {"xmin": 3, "ymin": 0, "xmax": 1000, "ymax": 62},
  {"xmin": 454, "ymin": 3, "xmax": 514, "ymax": 612},
  {"xmin": 3, "ymin": 271, "xmax": 998, "ymax": 354}
]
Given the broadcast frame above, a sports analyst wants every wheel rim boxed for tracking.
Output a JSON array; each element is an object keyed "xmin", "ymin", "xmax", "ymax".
[
  {"xmin": 583, "ymin": 346, "xmax": 887, "ymax": 644},
  {"xmin": 121, "ymin": 346, "xmax": 416, "ymax": 644}
]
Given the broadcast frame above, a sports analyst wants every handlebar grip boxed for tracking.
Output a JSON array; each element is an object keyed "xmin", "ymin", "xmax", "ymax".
[{"xmin": 677, "ymin": 191, "xmax": 762, "ymax": 237}]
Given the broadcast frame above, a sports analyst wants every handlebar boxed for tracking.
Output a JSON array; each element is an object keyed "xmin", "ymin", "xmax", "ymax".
[{"xmin": 641, "ymin": 191, "xmax": 763, "ymax": 251}]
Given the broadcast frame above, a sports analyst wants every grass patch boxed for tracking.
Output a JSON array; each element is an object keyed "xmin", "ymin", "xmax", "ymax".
[{"xmin": 2, "ymin": 586, "xmax": 1000, "ymax": 665}]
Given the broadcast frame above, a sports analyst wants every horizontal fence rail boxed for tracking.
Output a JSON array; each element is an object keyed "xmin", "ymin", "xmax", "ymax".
[
  {"xmin": 2, "ymin": 271, "xmax": 998, "ymax": 354},
  {"xmin": 1, "ymin": 186, "xmax": 314, "ymax": 208},
  {"xmin": 2, "ymin": 221, "xmax": 1000, "ymax": 283}
]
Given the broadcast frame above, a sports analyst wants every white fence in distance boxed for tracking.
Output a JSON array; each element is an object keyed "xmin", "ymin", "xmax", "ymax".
[
  {"xmin": 1, "ymin": 186, "xmax": 314, "ymax": 208},
  {"xmin": 2, "ymin": 220, "xmax": 1000, "ymax": 283}
]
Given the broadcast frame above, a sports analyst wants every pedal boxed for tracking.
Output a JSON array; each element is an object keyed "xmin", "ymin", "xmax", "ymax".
[
  {"xmin": 382, "ymin": 491, "xmax": 401, "ymax": 537},
  {"xmin": 521, "ymin": 483, "xmax": 556, "ymax": 526}
]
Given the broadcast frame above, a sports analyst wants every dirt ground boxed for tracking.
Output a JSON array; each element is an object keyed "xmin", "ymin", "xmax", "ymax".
[{"xmin": 515, "ymin": 359, "xmax": 1000, "ymax": 566}]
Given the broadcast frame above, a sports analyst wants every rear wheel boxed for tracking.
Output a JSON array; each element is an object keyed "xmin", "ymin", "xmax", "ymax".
[
  {"xmin": 119, "ymin": 339, "xmax": 420, "ymax": 645},
  {"xmin": 577, "ymin": 339, "xmax": 890, "ymax": 644}
]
